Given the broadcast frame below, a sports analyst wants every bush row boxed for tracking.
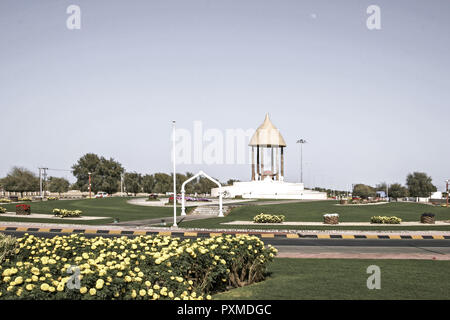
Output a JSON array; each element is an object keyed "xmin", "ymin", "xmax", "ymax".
[
  {"xmin": 370, "ymin": 216, "xmax": 402, "ymax": 224},
  {"xmin": 53, "ymin": 209, "xmax": 82, "ymax": 218}
]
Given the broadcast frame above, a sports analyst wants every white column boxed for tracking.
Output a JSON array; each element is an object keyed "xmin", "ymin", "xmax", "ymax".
[
  {"xmin": 181, "ymin": 189, "xmax": 186, "ymax": 216},
  {"xmin": 172, "ymin": 121, "xmax": 177, "ymax": 227}
]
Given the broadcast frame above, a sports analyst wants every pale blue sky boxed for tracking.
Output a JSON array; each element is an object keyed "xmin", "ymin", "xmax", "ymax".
[{"xmin": 1, "ymin": 0, "xmax": 449, "ymax": 191}]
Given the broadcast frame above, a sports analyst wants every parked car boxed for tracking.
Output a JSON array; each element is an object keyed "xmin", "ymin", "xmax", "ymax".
[{"xmin": 95, "ymin": 192, "xmax": 109, "ymax": 198}]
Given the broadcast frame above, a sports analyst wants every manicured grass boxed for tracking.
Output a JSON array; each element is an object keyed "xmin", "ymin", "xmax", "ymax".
[
  {"xmin": 215, "ymin": 258, "xmax": 450, "ymax": 300},
  {"xmin": 0, "ymin": 197, "xmax": 179, "ymax": 225},
  {"xmin": 180, "ymin": 201, "xmax": 450, "ymax": 230}
]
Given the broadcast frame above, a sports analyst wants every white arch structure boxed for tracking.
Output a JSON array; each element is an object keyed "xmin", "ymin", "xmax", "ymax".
[{"xmin": 181, "ymin": 170, "xmax": 223, "ymax": 217}]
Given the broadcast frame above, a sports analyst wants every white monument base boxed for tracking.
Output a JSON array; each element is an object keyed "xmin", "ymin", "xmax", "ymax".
[{"xmin": 211, "ymin": 180, "xmax": 327, "ymax": 200}]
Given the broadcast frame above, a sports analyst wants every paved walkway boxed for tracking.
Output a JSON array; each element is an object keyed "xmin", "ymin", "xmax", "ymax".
[
  {"xmin": 114, "ymin": 214, "xmax": 217, "ymax": 227},
  {"xmin": 223, "ymin": 220, "xmax": 450, "ymax": 227},
  {"xmin": 1, "ymin": 221, "xmax": 450, "ymax": 236},
  {"xmin": 276, "ymin": 245, "xmax": 450, "ymax": 260},
  {"xmin": 1, "ymin": 212, "xmax": 109, "ymax": 221}
]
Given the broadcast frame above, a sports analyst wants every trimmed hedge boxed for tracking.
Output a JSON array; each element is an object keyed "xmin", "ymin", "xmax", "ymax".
[
  {"xmin": 253, "ymin": 213, "xmax": 285, "ymax": 223},
  {"xmin": 370, "ymin": 216, "xmax": 402, "ymax": 224},
  {"xmin": 53, "ymin": 209, "xmax": 82, "ymax": 218}
]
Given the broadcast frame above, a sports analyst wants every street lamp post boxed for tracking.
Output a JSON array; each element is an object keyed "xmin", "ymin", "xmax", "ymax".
[
  {"xmin": 172, "ymin": 120, "xmax": 177, "ymax": 228},
  {"xmin": 88, "ymin": 172, "xmax": 92, "ymax": 199},
  {"xmin": 446, "ymin": 179, "xmax": 449, "ymax": 208},
  {"xmin": 120, "ymin": 173, "xmax": 124, "ymax": 197},
  {"xmin": 296, "ymin": 139, "xmax": 307, "ymax": 184}
]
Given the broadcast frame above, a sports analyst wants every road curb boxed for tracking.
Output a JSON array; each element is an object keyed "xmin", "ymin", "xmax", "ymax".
[{"xmin": 1, "ymin": 226, "xmax": 449, "ymax": 240}]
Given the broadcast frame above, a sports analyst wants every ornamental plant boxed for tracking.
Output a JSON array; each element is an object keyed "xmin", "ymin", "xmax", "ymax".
[
  {"xmin": 0, "ymin": 234, "xmax": 18, "ymax": 264},
  {"xmin": 18, "ymin": 197, "xmax": 32, "ymax": 202},
  {"xmin": 53, "ymin": 209, "xmax": 82, "ymax": 218},
  {"xmin": 47, "ymin": 197, "xmax": 59, "ymax": 201},
  {"xmin": 253, "ymin": 213, "xmax": 285, "ymax": 223},
  {"xmin": 15, "ymin": 204, "xmax": 31, "ymax": 215},
  {"xmin": 0, "ymin": 233, "xmax": 277, "ymax": 300},
  {"xmin": 0, "ymin": 199, "xmax": 11, "ymax": 203},
  {"xmin": 370, "ymin": 216, "xmax": 402, "ymax": 224},
  {"xmin": 0, "ymin": 207, "xmax": 6, "ymax": 214}
]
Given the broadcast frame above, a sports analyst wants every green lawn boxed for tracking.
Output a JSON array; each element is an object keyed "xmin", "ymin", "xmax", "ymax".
[
  {"xmin": 180, "ymin": 201, "xmax": 450, "ymax": 230},
  {"xmin": 215, "ymin": 258, "xmax": 450, "ymax": 300},
  {"xmin": 0, "ymin": 197, "xmax": 178, "ymax": 225}
]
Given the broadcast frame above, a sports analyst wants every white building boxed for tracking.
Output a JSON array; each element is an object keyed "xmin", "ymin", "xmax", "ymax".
[{"xmin": 211, "ymin": 114, "xmax": 327, "ymax": 200}]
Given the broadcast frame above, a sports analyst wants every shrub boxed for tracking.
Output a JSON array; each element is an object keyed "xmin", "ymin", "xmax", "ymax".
[
  {"xmin": 0, "ymin": 207, "xmax": 7, "ymax": 214},
  {"xmin": 18, "ymin": 197, "xmax": 32, "ymax": 202},
  {"xmin": 0, "ymin": 198, "xmax": 11, "ymax": 203},
  {"xmin": 0, "ymin": 233, "xmax": 277, "ymax": 300},
  {"xmin": 370, "ymin": 216, "xmax": 402, "ymax": 224},
  {"xmin": 253, "ymin": 213, "xmax": 285, "ymax": 223},
  {"xmin": 53, "ymin": 209, "xmax": 82, "ymax": 218},
  {"xmin": 0, "ymin": 233, "xmax": 18, "ymax": 264},
  {"xmin": 47, "ymin": 197, "xmax": 59, "ymax": 201}
]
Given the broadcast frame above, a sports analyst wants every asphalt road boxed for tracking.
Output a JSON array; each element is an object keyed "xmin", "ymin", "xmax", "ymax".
[{"xmin": 2, "ymin": 229, "xmax": 450, "ymax": 247}]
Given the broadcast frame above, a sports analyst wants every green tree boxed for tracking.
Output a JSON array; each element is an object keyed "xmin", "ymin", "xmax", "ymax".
[
  {"xmin": 406, "ymin": 172, "xmax": 437, "ymax": 197},
  {"xmin": 47, "ymin": 177, "xmax": 70, "ymax": 196},
  {"xmin": 375, "ymin": 182, "xmax": 388, "ymax": 192},
  {"xmin": 72, "ymin": 153, "xmax": 124, "ymax": 194},
  {"xmin": 141, "ymin": 174, "xmax": 156, "ymax": 193},
  {"xmin": 153, "ymin": 173, "xmax": 172, "ymax": 194},
  {"xmin": 388, "ymin": 183, "xmax": 409, "ymax": 200},
  {"xmin": 124, "ymin": 172, "xmax": 142, "ymax": 196},
  {"xmin": 352, "ymin": 184, "xmax": 376, "ymax": 199},
  {"xmin": 226, "ymin": 179, "xmax": 240, "ymax": 186},
  {"xmin": 2, "ymin": 167, "xmax": 40, "ymax": 197}
]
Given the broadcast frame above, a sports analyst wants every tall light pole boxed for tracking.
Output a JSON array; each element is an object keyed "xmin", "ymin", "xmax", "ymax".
[
  {"xmin": 296, "ymin": 139, "xmax": 307, "ymax": 184},
  {"xmin": 88, "ymin": 172, "xmax": 92, "ymax": 199},
  {"xmin": 446, "ymin": 179, "xmax": 449, "ymax": 207},
  {"xmin": 172, "ymin": 120, "xmax": 177, "ymax": 228},
  {"xmin": 120, "ymin": 173, "xmax": 124, "ymax": 197}
]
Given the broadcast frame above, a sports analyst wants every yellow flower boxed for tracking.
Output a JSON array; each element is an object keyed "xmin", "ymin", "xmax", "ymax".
[
  {"xmin": 139, "ymin": 289, "xmax": 146, "ymax": 297},
  {"xmin": 89, "ymin": 288, "xmax": 96, "ymax": 296},
  {"xmin": 40, "ymin": 283, "xmax": 50, "ymax": 291},
  {"xmin": 26, "ymin": 284, "xmax": 34, "ymax": 291},
  {"xmin": 14, "ymin": 276, "xmax": 23, "ymax": 285},
  {"xmin": 206, "ymin": 295, "xmax": 212, "ymax": 300},
  {"xmin": 80, "ymin": 287, "xmax": 88, "ymax": 294},
  {"xmin": 96, "ymin": 279, "xmax": 104, "ymax": 289},
  {"xmin": 131, "ymin": 290, "xmax": 137, "ymax": 298}
]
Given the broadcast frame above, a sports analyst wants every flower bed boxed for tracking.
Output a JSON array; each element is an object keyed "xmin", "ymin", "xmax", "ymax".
[
  {"xmin": 0, "ymin": 233, "xmax": 277, "ymax": 300},
  {"xmin": 0, "ymin": 207, "xmax": 6, "ymax": 214},
  {"xmin": 47, "ymin": 197, "xmax": 59, "ymax": 201},
  {"xmin": 18, "ymin": 197, "xmax": 32, "ymax": 202},
  {"xmin": 53, "ymin": 209, "xmax": 82, "ymax": 218},
  {"xmin": 0, "ymin": 199, "xmax": 11, "ymax": 204},
  {"xmin": 370, "ymin": 216, "xmax": 402, "ymax": 224},
  {"xmin": 16, "ymin": 204, "xmax": 31, "ymax": 215},
  {"xmin": 253, "ymin": 213, "xmax": 285, "ymax": 223}
]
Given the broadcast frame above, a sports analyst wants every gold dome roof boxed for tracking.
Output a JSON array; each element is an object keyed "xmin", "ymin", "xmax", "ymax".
[{"xmin": 249, "ymin": 114, "xmax": 287, "ymax": 147}]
